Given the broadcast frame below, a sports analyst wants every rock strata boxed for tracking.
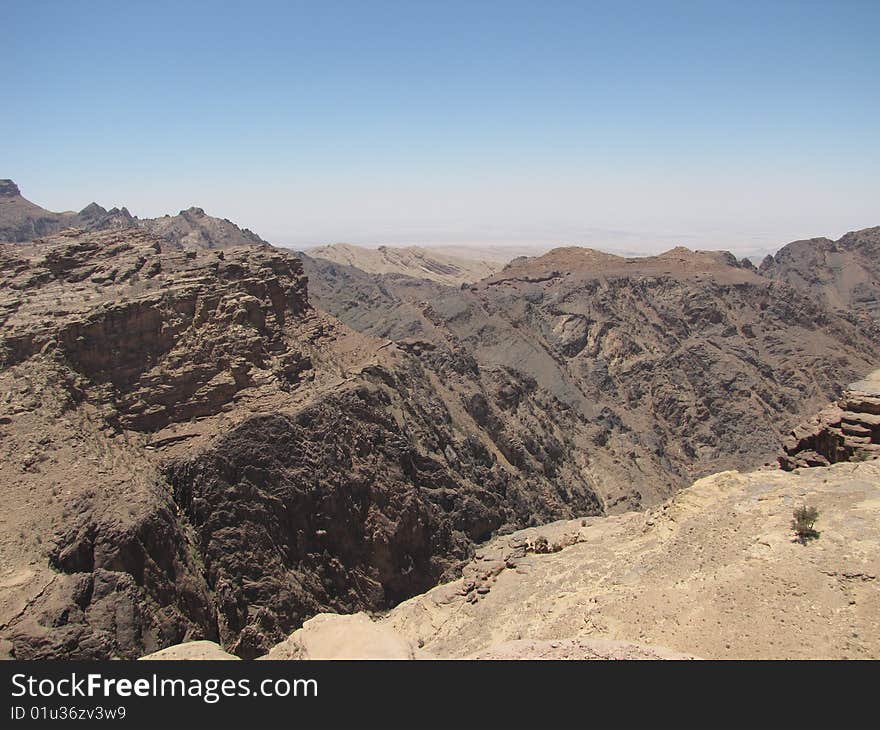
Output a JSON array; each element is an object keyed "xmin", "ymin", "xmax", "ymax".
[{"xmin": 780, "ymin": 370, "xmax": 880, "ymax": 469}]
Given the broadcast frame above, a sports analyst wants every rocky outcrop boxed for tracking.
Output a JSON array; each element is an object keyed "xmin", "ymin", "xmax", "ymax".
[
  {"xmin": 140, "ymin": 640, "xmax": 239, "ymax": 660},
  {"xmin": 384, "ymin": 462, "xmax": 880, "ymax": 660},
  {"xmin": 261, "ymin": 613, "xmax": 418, "ymax": 660},
  {"xmin": 779, "ymin": 370, "xmax": 880, "ymax": 469},
  {"xmin": 0, "ymin": 179, "xmax": 21, "ymax": 197},
  {"xmin": 141, "ymin": 207, "xmax": 268, "ymax": 250},
  {"xmin": 0, "ymin": 179, "xmax": 267, "ymax": 250}
]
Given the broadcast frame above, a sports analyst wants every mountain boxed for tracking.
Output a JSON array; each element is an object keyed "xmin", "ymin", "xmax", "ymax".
[
  {"xmin": 0, "ymin": 179, "xmax": 265, "ymax": 250},
  {"xmin": 759, "ymin": 226, "xmax": 880, "ymax": 320},
  {"xmin": 0, "ymin": 227, "xmax": 609, "ymax": 659},
  {"xmin": 0, "ymin": 179, "xmax": 131, "ymax": 241},
  {"xmin": 304, "ymin": 243, "xmax": 502, "ymax": 286},
  {"xmin": 302, "ymin": 244, "xmax": 880, "ymax": 508},
  {"xmin": 2, "ymin": 184, "xmax": 879, "ymax": 660},
  {"xmin": 140, "ymin": 206, "xmax": 268, "ymax": 250}
]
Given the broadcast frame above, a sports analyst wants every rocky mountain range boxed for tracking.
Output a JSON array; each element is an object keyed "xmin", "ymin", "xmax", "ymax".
[
  {"xmin": 0, "ymin": 179, "xmax": 266, "ymax": 250},
  {"xmin": 302, "ymin": 243, "xmax": 880, "ymax": 508},
  {"xmin": 0, "ymin": 227, "xmax": 609, "ymax": 659},
  {"xmin": 760, "ymin": 227, "xmax": 880, "ymax": 321},
  {"xmin": 1, "ymin": 180, "xmax": 878, "ymax": 660}
]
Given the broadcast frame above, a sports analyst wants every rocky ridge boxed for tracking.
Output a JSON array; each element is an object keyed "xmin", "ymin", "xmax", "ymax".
[
  {"xmin": 0, "ymin": 179, "xmax": 266, "ymax": 251},
  {"xmin": 304, "ymin": 242, "xmax": 501, "ymax": 286},
  {"xmin": 760, "ymin": 226, "xmax": 880, "ymax": 321},
  {"xmin": 303, "ymin": 243, "xmax": 880, "ymax": 507}
]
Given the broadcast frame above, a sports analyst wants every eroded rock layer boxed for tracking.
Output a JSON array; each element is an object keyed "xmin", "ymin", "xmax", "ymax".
[{"xmin": 780, "ymin": 370, "xmax": 880, "ymax": 469}]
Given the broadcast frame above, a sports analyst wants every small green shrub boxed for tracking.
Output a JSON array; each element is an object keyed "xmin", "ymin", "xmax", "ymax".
[{"xmin": 792, "ymin": 505, "xmax": 820, "ymax": 544}]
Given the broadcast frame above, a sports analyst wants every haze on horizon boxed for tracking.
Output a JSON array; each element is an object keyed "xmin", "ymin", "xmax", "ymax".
[{"xmin": 4, "ymin": 1, "xmax": 878, "ymax": 258}]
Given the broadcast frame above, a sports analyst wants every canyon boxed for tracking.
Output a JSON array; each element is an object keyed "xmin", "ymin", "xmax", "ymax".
[{"xmin": 1, "ymin": 180, "xmax": 878, "ymax": 659}]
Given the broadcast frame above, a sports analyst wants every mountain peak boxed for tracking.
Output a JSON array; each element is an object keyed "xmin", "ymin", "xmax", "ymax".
[
  {"xmin": 78, "ymin": 202, "xmax": 108, "ymax": 217},
  {"xmin": 0, "ymin": 179, "xmax": 21, "ymax": 197}
]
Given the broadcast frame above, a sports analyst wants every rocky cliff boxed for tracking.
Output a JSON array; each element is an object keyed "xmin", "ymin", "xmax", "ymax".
[
  {"xmin": 0, "ymin": 228, "xmax": 603, "ymax": 658},
  {"xmin": 780, "ymin": 370, "xmax": 880, "ymax": 469}
]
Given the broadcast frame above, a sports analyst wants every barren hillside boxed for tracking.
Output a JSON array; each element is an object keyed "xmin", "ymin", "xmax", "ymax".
[
  {"xmin": 760, "ymin": 227, "xmax": 880, "ymax": 320},
  {"xmin": 304, "ymin": 243, "xmax": 501, "ymax": 286}
]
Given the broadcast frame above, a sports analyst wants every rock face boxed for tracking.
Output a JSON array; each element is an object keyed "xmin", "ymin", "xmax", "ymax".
[
  {"xmin": 304, "ymin": 243, "xmax": 501, "ymax": 286},
  {"xmin": 303, "ymin": 244, "xmax": 880, "ymax": 508},
  {"xmin": 760, "ymin": 227, "xmax": 880, "ymax": 321},
  {"xmin": 0, "ymin": 227, "xmax": 606, "ymax": 659},
  {"xmin": 0, "ymin": 179, "xmax": 266, "ymax": 250},
  {"xmin": 780, "ymin": 370, "xmax": 880, "ymax": 469},
  {"xmin": 0, "ymin": 180, "xmax": 21, "ymax": 197}
]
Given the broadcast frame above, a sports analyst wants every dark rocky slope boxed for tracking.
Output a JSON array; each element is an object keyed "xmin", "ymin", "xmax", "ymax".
[{"xmin": 302, "ymin": 246, "xmax": 880, "ymax": 505}]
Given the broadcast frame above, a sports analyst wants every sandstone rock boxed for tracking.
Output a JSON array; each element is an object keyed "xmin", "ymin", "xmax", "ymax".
[
  {"xmin": 261, "ymin": 613, "xmax": 417, "ymax": 660},
  {"xmin": 780, "ymin": 370, "xmax": 880, "ymax": 469},
  {"xmin": 385, "ymin": 462, "xmax": 880, "ymax": 660},
  {"xmin": 140, "ymin": 640, "xmax": 239, "ymax": 660}
]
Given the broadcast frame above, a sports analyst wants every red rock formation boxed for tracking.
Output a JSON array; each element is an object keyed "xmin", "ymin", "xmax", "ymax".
[{"xmin": 780, "ymin": 372, "xmax": 880, "ymax": 469}]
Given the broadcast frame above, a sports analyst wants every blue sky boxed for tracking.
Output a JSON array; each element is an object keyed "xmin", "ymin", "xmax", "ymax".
[{"xmin": 3, "ymin": 0, "xmax": 878, "ymax": 254}]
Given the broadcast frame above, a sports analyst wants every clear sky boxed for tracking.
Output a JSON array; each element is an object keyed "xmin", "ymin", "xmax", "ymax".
[{"xmin": 3, "ymin": 0, "xmax": 878, "ymax": 255}]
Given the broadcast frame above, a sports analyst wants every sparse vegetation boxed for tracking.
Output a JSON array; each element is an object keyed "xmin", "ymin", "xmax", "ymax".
[{"xmin": 792, "ymin": 505, "xmax": 820, "ymax": 544}]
